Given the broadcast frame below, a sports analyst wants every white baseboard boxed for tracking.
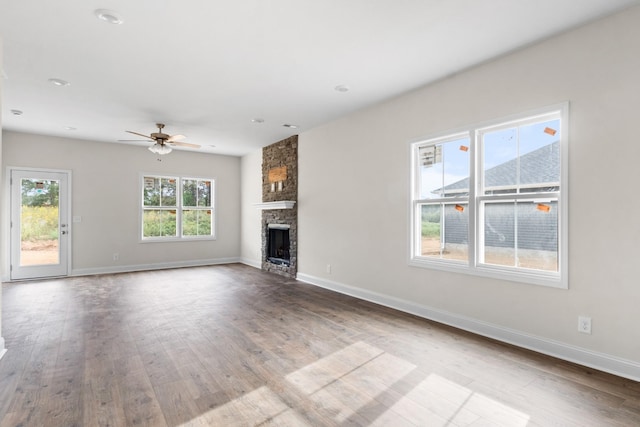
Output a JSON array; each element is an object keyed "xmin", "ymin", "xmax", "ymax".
[
  {"xmin": 71, "ymin": 257, "xmax": 241, "ymax": 277},
  {"xmin": 296, "ymin": 273, "xmax": 640, "ymax": 382},
  {"xmin": 240, "ymin": 258, "xmax": 262, "ymax": 269}
]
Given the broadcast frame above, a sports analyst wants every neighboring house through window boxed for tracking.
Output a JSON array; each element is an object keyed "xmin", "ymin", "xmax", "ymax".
[
  {"xmin": 410, "ymin": 104, "xmax": 568, "ymax": 288},
  {"xmin": 141, "ymin": 175, "xmax": 215, "ymax": 240}
]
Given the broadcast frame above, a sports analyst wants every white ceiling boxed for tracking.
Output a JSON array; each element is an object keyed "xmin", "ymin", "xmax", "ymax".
[{"xmin": 1, "ymin": 0, "xmax": 638, "ymax": 156}]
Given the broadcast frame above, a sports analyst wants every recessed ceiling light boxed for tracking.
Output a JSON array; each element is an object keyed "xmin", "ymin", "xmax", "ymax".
[
  {"xmin": 251, "ymin": 118, "xmax": 265, "ymax": 124},
  {"xmin": 48, "ymin": 78, "xmax": 70, "ymax": 87},
  {"xmin": 64, "ymin": 126, "xmax": 77, "ymax": 131},
  {"xmin": 282, "ymin": 124, "xmax": 299, "ymax": 129},
  {"xmin": 94, "ymin": 9, "xmax": 123, "ymax": 25},
  {"xmin": 11, "ymin": 109, "xmax": 23, "ymax": 116},
  {"xmin": 334, "ymin": 85, "xmax": 350, "ymax": 92}
]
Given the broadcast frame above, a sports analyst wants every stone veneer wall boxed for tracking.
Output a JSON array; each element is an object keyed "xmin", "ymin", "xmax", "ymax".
[{"xmin": 261, "ymin": 135, "xmax": 298, "ymax": 278}]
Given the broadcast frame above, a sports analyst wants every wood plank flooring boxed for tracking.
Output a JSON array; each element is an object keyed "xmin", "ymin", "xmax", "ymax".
[{"xmin": 1, "ymin": 264, "xmax": 639, "ymax": 426}]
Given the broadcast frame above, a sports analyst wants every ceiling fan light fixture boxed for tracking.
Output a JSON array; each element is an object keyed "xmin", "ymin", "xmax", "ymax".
[
  {"xmin": 149, "ymin": 143, "xmax": 172, "ymax": 155},
  {"xmin": 94, "ymin": 9, "xmax": 123, "ymax": 25}
]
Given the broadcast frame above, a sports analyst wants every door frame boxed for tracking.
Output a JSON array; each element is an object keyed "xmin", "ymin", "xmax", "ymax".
[{"xmin": 7, "ymin": 167, "xmax": 72, "ymax": 280}]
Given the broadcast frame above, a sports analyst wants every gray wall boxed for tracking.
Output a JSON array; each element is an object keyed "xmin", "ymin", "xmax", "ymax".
[
  {"xmin": 0, "ymin": 38, "xmax": 5, "ymax": 357},
  {"xmin": 244, "ymin": 6, "xmax": 640, "ymax": 377},
  {"xmin": 2, "ymin": 132, "xmax": 241, "ymax": 277}
]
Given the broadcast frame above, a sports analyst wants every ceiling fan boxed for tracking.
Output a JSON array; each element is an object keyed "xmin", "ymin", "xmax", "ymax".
[{"xmin": 122, "ymin": 123, "xmax": 200, "ymax": 155}]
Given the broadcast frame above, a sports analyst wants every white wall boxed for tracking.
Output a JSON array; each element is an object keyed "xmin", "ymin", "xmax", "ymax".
[
  {"xmin": 240, "ymin": 149, "xmax": 262, "ymax": 267},
  {"xmin": 2, "ymin": 132, "xmax": 241, "ymax": 276},
  {"xmin": 294, "ymin": 7, "xmax": 640, "ymax": 379},
  {"xmin": 0, "ymin": 38, "xmax": 5, "ymax": 359}
]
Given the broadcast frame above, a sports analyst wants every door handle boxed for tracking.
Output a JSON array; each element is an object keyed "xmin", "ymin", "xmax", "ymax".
[{"xmin": 61, "ymin": 230, "xmax": 67, "ymax": 235}]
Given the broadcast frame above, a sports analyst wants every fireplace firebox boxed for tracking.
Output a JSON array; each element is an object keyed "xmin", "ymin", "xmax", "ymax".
[{"xmin": 267, "ymin": 224, "xmax": 290, "ymax": 266}]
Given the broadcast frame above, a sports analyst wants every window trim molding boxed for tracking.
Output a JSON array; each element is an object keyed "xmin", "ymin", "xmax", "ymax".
[
  {"xmin": 139, "ymin": 172, "xmax": 217, "ymax": 243},
  {"xmin": 409, "ymin": 102, "xmax": 569, "ymax": 289}
]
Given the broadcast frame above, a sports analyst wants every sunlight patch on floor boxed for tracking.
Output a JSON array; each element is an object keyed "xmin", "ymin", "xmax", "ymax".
[
  {"xmin": 285, "ymin": 340, "xmax": 385, "ymax": 394},
  {"xmin": 285, "ymin": 341, "xmax": 531, "ymax": 426},
  {"xmin": 181, "ymin": 341, "xmax": 530, "ymax": 426},
  {"xmin": 387, "ymin": 374, "xmax": 530, "ymax": 426},
  {"xmin": 177, "ymin": 385, "xmax": 308, "ymax": 426}
]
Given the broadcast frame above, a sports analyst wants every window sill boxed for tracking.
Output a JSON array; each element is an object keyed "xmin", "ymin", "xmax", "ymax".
[
  {"xmin": 409, "ymin": 257, "xmax": 566, "ymax": 289},
  {"xmin": 140, "ymin": 236, "xmax": 217, "ymax": 243}
]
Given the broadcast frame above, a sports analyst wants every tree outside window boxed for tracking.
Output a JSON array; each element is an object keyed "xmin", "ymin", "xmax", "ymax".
[{"xmin": 142, "ymin": 175, "xmax": 214, "ymax": 240}]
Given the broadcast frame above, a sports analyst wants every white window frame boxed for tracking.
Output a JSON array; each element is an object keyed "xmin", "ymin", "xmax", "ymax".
[
  {"xmin": 409, "ymin": 103, "xmax": 568, "ymax": 289},
  {"xmin": 140, "ymin": 174, "xmax": 216, "ymax": 242}
]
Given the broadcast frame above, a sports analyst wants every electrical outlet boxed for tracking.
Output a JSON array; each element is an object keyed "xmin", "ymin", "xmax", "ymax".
[
  {"xmin": 113, "ymin": 253, "xmax": 119, "ymax": 261},
  {"xmin": 326, "ymin": 264, "xmax": 332, "ymax": 274},
  {"xmin": 578, "ymin": 316, "xmax": 592, "ymax": 334}
]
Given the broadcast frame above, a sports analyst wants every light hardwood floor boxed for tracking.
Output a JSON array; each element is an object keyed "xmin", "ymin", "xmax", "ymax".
[{"xmin": 0, "ymin": 264, "xmax": 639, "ymax": 426}]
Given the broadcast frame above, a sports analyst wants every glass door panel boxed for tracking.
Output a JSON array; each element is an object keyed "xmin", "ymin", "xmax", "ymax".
[{"xmin": 11, "ymin": 170, "xmax": 69, "ymax": 280}]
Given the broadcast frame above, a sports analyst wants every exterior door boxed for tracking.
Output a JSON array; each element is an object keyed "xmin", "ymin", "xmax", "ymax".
[{"xmin": 10, "ymin": 169, "xmax": 70, "ymax": 280}]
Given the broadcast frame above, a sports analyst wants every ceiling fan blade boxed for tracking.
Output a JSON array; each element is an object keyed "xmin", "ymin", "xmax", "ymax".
[
  {"xmin": 126, "ymin": 130, "xmax": 154, "ymax": 140},
  {"xmin": 118, "ymin": 139, "xmax": 152, "ymax": 142},
  {"xmin": 170, "ymin": 141, "xmax": 201, "ymax": 148},
  {"xmin": 168, "ymin": 134, "xmax": 186, "ymax": 142}
]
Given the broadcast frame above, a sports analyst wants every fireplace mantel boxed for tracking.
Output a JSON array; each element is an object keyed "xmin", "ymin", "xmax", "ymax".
[{"xmin": 254, "ymin": 201, "xmax": 296, "ymax": 210}]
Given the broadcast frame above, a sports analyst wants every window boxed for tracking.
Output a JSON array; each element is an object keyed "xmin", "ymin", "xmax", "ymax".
[
  {"xmin": 410, "ymin": 104, "xmax": 567, "ymax": 288},
  {"xmin": 142, "ymin": 175, "xmax": 214, "ymax": 240}
]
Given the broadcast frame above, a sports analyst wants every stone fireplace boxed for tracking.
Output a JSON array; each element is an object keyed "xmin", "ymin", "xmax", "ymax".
[{"xmin": 258, "ymin": 135, "xmax": 298, "ymax": 278}]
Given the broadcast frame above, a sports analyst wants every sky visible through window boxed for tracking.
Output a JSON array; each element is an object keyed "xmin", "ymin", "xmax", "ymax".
[{"xmin": 420, "ymin": 118, "xmax": 560, "ymax": 198}]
